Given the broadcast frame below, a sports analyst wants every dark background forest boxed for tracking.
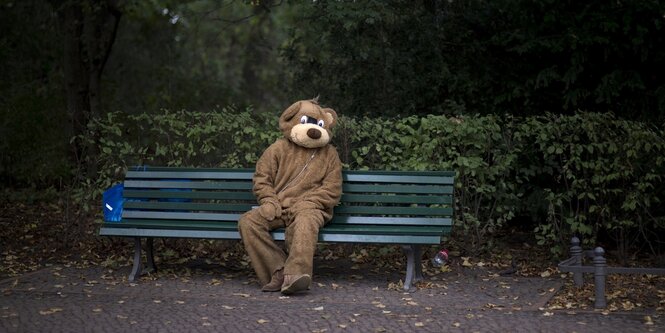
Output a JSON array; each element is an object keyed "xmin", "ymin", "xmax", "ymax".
[{"xmin": 2, "ymin": 0, "xmax": 665, "ymax": 259}]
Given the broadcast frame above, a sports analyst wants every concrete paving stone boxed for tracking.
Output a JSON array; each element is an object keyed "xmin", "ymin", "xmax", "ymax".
[{"xmin": 1, "ymin": 261, "xmax": 662, "ymax": 333}]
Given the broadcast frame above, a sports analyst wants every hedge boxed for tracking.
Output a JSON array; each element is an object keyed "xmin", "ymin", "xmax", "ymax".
[{"xmin": 84, "ymin": 108, "xmax": 665, "ymax": 257}]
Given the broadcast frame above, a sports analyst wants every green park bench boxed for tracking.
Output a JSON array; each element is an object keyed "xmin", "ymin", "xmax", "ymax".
[{"xmin": 99, "ymin": 167, "xmax": 454, "ymax": 290}]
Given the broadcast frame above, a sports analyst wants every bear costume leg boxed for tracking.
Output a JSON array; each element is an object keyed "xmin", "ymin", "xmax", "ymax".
[
  {"xmin": 283, "ymin": 209, "xmax": 326, "ymax": 280},
  {"xmin": 238, "ymin": 209, "xmax": 287, "ymax": 286},
  {"xmin": 239, "ymin": 208, "xmax": 326, "ymax": 293}
]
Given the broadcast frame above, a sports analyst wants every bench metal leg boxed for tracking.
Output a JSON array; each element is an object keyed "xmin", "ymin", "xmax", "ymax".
[
  {"xmin": 129, "ymin": 237, "xmax": 143, "ymax": 282},
  {"xmin": 414, "ymin": 245, "xmax": 424, "ymax": 282},
  {"xmin": 145, "ymin": 238, "xmax": 157, "ymax": 274},
  {"xmin": 402, "ymin": 244, "xmax": 423, "ymax": 291}
]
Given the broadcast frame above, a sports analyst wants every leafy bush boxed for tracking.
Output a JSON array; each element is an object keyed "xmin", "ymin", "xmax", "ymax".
[
  {"xmin": 84, "ymin": 108, "xmax": 665, "ymax": 257},
  {"xmin": 517, "ymin": 113, "xmax": 665, "ymax": 256}
]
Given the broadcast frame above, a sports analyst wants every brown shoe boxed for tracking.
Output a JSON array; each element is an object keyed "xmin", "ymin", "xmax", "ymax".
[
  {"xmin": 262, "ymin": 268, "xmax": 284, "ymax": 292},
  {"xmin": 280, "ymin": 274, "xmax": 311, "ymax": 295}
]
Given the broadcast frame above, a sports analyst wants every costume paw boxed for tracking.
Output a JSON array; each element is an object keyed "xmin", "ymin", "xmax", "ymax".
[
  {"xmin": 281, "ymin": 274, "xmax": 311, "ymax": 295},
  {"xmin": 258, "ymin": 201, "xmax": 282, "ymax": 221},
  {"xmin": 262, "ymin": 268, "xmax": 284, "ymax": 292}
]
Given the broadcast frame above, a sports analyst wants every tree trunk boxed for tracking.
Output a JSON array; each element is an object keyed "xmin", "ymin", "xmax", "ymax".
[
  {"xmin": 55, "ymin": 0, "xmax": 122, "ymax": 176},
  {"xmin": 62, "ymin": 2, "xmax": 90, "ymax": 165}
]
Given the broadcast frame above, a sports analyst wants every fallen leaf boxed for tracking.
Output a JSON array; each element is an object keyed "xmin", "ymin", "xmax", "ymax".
[
  {"xmin": 461, "ymin": 257, "xmax": 472, "ymax": 267},
  {"xmin": 39, "ymin": 308, "xmax": 63, "ymax": 315}
]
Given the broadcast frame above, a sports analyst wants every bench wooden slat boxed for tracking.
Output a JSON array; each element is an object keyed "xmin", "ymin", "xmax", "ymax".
[
  {"xmin": 123, "ymin": 190, "xmax": 255, "ymax": 201},
  {"xmin": 99, "ymin": 226, "xmax": 443, "ymax": 244},
  {"xmin": 103, "ymin": 220, "xmax": 447, "ymax": 236},
  {"xmin": 122, "ymin": 183, "xmax": 452, "ymax": 196},
  {"xmin": 111, "ymin": 216, "xmax": 452, "ymax": 228},
  {"xmin": 124, "ymin": 180, "xmax": 253, "ymax": 190},
  {"xmin": 333, "ymin": 216, "xmax": 452, "ymax": 226},
  {"xmin": 122, "ymin": 206, "xmax": 452, "ymax": 220},
  {"xmin": 124, "ymin": 201, "xmax": 254, "ymax": 212},
  {"xmin": 342, "ymin": 184, "xmax": 453, "ymax": 194},
  {"xmin": 123, "ymin": 211, "xmax": 241, "ymax": 221},
  {"xmin": 343, "ymin": 173, "xmax": 454, "ymax": 185},
  {"xmin": 126, "ymin": 171, "xmax": 253, "ymax": 180},
  {"xmin": 334, "ymin": 206, "xmax": 452, "ymax": 216},
  {"xmin": 341, "ymin": 193, "xmax": 451, "ymax": 204}
]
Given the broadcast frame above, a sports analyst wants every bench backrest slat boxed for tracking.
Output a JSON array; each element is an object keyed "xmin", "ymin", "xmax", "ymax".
[
  {"xmin": 126, "ymin": 170, "xmax": 253, "ymax": 180},
  {"xmin": 124, "ymin": 180, "xmax": 253, "ymax": 190}
]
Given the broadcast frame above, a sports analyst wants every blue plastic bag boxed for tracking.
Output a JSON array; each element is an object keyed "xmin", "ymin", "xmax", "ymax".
[{"xmin": 103, "ymin": 183, "xmax": 124, "ymax": 222}]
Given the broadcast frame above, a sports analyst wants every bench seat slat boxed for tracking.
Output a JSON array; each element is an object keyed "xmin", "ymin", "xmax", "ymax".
[
  {"xmin": 102, "ymin": 220, "xmax": 448, "ymax": 236},
  {"xmin": 99, "ymin": 227, "xmax": 443, "ymax": 245}
]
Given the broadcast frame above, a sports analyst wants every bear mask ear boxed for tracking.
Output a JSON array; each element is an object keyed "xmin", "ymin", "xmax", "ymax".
[
  {"xmin": 280, "ymin": 101, "xmax": 302, "ymax": 123},
  {"xmin": 323, "ymin": 108, "xmax": 338, "ymax": 128},
  {"xmin": 279, "ymin": 101, "xmax": 302, "ymax": 136}
]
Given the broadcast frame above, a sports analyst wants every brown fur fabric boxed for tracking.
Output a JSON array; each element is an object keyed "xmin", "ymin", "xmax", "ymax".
[{"xmin": 238, "ymin": 100, "xmax": 343, "ymax": 287}]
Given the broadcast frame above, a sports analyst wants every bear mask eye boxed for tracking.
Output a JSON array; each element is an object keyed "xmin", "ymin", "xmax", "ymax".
[{"xmin": 300, "ymin": 115, "xmax": 320, "ymax": 125}]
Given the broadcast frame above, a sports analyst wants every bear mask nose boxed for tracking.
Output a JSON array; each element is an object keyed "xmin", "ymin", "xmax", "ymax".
[{"xmin": 307, "ymin": 128, "xmax": 322, "ymax": 139}]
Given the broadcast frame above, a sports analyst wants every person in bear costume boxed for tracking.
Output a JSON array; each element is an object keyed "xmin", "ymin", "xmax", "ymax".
[{"xmin": 238, "ymin": 98, "xmax": 343, "ymax": 295}]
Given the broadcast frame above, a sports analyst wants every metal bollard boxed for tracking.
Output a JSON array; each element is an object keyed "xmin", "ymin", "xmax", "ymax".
[
  {"xmin": 570, "ymin": 237, "xmax": 584, "ymax": 287},
  {"xmin": 593, "ymin": 247, "xmax": 607, "ymax": 309}
]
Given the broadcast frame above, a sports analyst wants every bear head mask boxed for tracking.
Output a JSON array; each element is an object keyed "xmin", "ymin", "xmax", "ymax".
[{"xmin": 279, "ymin": 99, "xmax": 338, "ymax": 149}]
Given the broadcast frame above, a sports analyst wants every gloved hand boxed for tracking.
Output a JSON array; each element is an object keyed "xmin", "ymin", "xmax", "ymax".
[{"xmin": 258, "ymin": 200, "xmax": 282, "ymax": 221}]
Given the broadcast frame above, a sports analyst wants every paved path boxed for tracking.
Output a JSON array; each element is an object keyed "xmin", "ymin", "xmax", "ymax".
[{"xmin": 1, "ymin": 259, "xmax": 662, "ymax": 332}]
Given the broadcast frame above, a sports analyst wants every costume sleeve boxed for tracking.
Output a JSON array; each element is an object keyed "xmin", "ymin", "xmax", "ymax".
[
  {"xmin": 296, "ymin": 148, "xmax": 343, "ymax": 211},
  {"xmin": 253, "ymin": 142, "xmax": 280, "ymax": 207}
]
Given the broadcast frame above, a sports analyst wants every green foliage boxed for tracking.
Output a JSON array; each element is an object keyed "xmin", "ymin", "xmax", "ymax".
[
  {"xmin": 517, "ymin": 113, "xmax": 665, "ymax": 255},
  {"xmin": 81, "ymin": 109, "xmax": 665, "ymax": 257},
  {"xmin": 281, "ymin": 0, "xmax": 665, "ymax": 119},
  {"xmin": 334, "ymin": 115, "xmax": 522, "ymax": 253}
]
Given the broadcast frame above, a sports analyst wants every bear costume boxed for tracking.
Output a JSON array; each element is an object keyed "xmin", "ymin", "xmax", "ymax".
[{"xmin": 238, "ymin": 98, "xmax": 343, "ymax": 295}]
